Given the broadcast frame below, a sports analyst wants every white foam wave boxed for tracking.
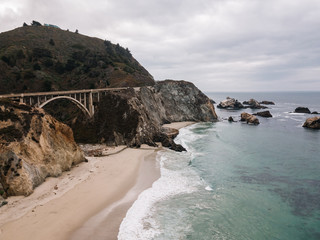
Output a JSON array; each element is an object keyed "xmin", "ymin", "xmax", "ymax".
[
  {"xmin": 118, "ymin": 150, "xmax": 203, "ymax": 240},
  {"xmin": 174, "ymin": 123, "xmax": 211, "ymax": 158}
]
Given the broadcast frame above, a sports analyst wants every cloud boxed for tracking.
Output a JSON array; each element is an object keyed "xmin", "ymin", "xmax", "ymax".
[{"xmin": 0, "ymin": 0, "xmax": 320, "ymax": 91}]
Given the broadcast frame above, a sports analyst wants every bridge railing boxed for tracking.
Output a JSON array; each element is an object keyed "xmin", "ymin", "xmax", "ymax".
[
  {"xmin": 0, "ymin": 87, "xmax": 133, "ymax": 99},
  {"xmin": 0, "ymin": 87, "xmax": 144, "ymax": 117}
]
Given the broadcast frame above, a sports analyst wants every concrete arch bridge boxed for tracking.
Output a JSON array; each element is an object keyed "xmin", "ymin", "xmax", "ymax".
[{"xmin": 0, "ymin": 87, "xmax": 136, "ymax": 118}]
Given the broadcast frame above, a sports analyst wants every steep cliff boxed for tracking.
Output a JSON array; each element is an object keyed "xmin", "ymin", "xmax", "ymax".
[
  {"xmin": 0, "ymin": 99, "xmax": 85, "ymax": 197},
  {"xmin": 65, "ymin": 80, "xmax": 218, "ymax": 149}
]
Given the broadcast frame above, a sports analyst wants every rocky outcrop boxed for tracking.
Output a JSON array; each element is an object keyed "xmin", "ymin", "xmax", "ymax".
[
  {"xmin": 228, "ymin": 116, "xmax": 235, "ymax": 122},
  {"xmin": 311, "ymin": 111, "xmax": 319, "ymax": 114},
  {"xmin": 240, "ymin": 112, "xmax": 260, "ymax": 125},
  {"xmin": 153, "ymin": 80, "xmax": 218, "ymax": 122},
  {"xmin": 254, "ymin": 110, "xmax": 273, "ymax": 118},
  {"xmin": 243, "ymin": 99, "xmax": 267, "ymax": 109},
  {"xmin": 260, "ymin": 101, "xmax": 275, "ymax": 105},
  {"xmin": 217, "ymin": 97, "xmax": 244, "ymax": 110},
  {"xmin": 303, "ymin": 117, "xmax": 320, "ymax": 129},
  {"xmin": 0, "ymin": 99, "xmax": 85, "ymax": 197},
  {"xmin": 294, "ymin": 107, "xmax": 311, "ymax": 114},
  {"xmin": 154, "ymin": 127, "xmax": 186, "ymax": 152},
  {"xmin": 89, "ymin": 80, "xmax": 217, "ymax": 149}
]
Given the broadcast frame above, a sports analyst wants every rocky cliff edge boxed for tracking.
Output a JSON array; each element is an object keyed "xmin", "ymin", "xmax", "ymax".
[
  {"xmin": 0, "ymin": 99, "xmax": 85, "ymax": 197},
  {"xmin": 82, "ymin": 80, "xmax": 218, "ymax": 149}
]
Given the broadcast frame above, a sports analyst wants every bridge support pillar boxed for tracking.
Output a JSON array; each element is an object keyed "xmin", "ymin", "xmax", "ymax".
[{"xmin": 89, "ymin": 91, "xmax": 94, "ymax": 117}]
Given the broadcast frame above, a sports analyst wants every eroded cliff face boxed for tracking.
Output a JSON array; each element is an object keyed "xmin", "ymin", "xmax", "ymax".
[
  {"xmin": 84, "ymin": 80, "xmax": 217, "ymax": 149},
  {"xmin": 0, "ymin": 99, "xmax": 85, "ymax": 197},
  {"xmin": 153, "ymin": 80, "xmax": 218, "ymax": 122}
]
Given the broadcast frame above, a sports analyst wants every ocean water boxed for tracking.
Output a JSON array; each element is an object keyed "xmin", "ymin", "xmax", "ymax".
[{"xmin": 118, "ymin": 92, "xmax": 320, "ymax": 240}]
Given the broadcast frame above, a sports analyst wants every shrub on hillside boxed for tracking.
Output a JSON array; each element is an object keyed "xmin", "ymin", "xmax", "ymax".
[
  {"xmin": 65, "ymin": 59, "xmax": 77, "ymax": 71},
  {"xmin": 23, "ymin": 70, "xmax": 35, "ymax": 79},
  {"xmin": 43, "ymin": 58, "xmax": 54, "ymax": 67},
  {"xmin": 54, "ymin": 61, "xmax": 65, "ymax": 74},
  {"xmin": 49, "ymin": 39, "xmax": 55, "ymax": 46},
  {"xmin": 32, "ymin": 48, "xmax": 52, "ymax": 58},
  {"xmin": 16, "ymin": 50, "xmax": 25, "ymax": 59},
  {"xmin": 43, "ymin": 80, "xmax": 52, "ymax": 91},
  {"xmin": 33, "ymin": 63, "xmax": 41, "ymax": 70}
]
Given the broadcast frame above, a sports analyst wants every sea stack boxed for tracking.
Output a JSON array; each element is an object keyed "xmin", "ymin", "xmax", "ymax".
[
  {"xmin": 303, "ymin": 117, "xmax": 320, "ymax": 129},
  {"xmin": 240, "ymin": 112, "xmax": 260, "ymax": 125}
]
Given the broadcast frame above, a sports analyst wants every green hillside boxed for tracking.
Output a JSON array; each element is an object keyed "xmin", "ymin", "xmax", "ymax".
[{"xmin": 0, "ymin": 23, "xmax": 154, "ymax": 94}]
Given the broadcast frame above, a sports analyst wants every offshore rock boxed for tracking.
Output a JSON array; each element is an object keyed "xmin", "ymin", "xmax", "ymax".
[
  {"xmin": 0, "ymin": 99, "xmax": 85, "ymax": 197},
  {"xmin": 303, "ymin": 117, "xmax": 320, "ymax": 129},
  {"xmin": 260, "ymin": 101, "xmax": 275, "ymax": 105},
  {"xmin": 217, "ymin": 97, "xmax": 244, "ymax": 110},
  {"xmin": 228, "ymin": 116, "xmax": 235, "ymax": 122},
  {"xmin": 243, "ymin": 99, "xmax": 267, "ymax": 109},
  {"xmin": 254, "ymin": 110, "xmax": 273, "ymax": 118},
  {"xmin": 240, "ymin": 112, "xmax": 260, "ymax": 125},
  {"xmin": 294, "ymin": 107, "xmax": 311, "ymax": 114},
  {"xmin": 82, "ymin": 80, "xmax": 217, "ymax": 149}
]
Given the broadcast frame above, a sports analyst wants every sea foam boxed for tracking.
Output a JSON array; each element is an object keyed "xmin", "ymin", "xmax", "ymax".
[{"xmin": 118, "ymin": 124, "xmax": 207, "ymax": 240}]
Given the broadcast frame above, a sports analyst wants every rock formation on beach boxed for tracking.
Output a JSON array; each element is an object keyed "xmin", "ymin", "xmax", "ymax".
[
  {"xmin": 217, "ymin": 97, "xmax": 244, "ymax": 110},
  {"xmin": 303, "ymin": 117, "xmax": 320, "ymax": 129},
  {"xmin": 253, "ymin": 110, "xmax": 273, "ymax": 118},
  {"xmin": 240, "ymin": 112, "xmax": 260, "ymax": 125},
  {"xmin": 0, "ymin": 99, "xmax": 85, "ymax": 197}
]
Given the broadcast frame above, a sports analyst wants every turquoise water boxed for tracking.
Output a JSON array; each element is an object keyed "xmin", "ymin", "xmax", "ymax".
[{"xmin": 118, "ymin": 92, "xmax": 320, "ymax": 240}]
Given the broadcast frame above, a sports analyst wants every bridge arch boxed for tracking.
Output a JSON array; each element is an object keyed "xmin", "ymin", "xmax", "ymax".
[{"xmin": 39, "ymin": 96, "xmax": 91, "ymax": 117}]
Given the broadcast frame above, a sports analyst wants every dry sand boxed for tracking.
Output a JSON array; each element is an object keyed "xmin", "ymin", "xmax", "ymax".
[
  {"xmin": 162, "ymin": 121, "xmax": 195, "ymax": 130},
  {"xmin": 0, "ymin": 121, "xmax": 195, "ymax": 240}
]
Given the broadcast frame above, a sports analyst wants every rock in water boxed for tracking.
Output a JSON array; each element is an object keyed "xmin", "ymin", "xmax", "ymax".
[
  {"xmin": 240, "ymin": 112, "xmax": 260, "ymax": 125},
  {"xmin": 259, "ymin": 101, "xmax": 275, "ymax": 105},
  {"xmin": 228, "ymin": 116, "xmax": 235, "ymax": 122},
  {"xmin": 0, "ymin": 99, "xmax": 85, "ymax": 197},
  {"xmin": 243, "ymin": 99, "xmax": 267, "ymax": 109},
  {"xmin": 303, "ymin": 117, "xmax": 320, "ymax": 129},
  {"xmin": 294, "ymin": 107, "xmax": 311, "ymax": 114},
  {"xmin": 217, "ymin": 97, "xmax": 244, "ymax": 109},
  {"xmin": 254, "ymin": 111, "xmax": 273, "ymax": 118}
]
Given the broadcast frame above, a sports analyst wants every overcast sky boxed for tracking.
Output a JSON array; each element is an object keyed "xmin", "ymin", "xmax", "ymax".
[{"xmin": 1, "ymin": 0, "xmax": 320, "ymax": 92}]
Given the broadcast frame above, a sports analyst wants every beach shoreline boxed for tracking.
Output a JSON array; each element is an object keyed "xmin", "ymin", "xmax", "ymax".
[{"xmin": 0, "ymin": 121, "xmax": 195, "ymax": 240}]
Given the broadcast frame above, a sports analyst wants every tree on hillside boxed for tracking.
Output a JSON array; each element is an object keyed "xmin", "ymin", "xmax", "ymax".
[
  {"xmin": 31, "ymin": 20, "xmax": 42, "ymax": 26},
  {"xmin": 49, "ymin": 39, "xmax": 55, "ymax": 46},
  {"xmin": 23, "ymin": 22, "xmax": 28, "ymax": 27}
]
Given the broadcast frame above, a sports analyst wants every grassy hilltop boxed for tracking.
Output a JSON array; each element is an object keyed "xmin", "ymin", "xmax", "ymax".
[{"xmin": 0, "ymin": 23, "xmax": 154, "ymax": 94}]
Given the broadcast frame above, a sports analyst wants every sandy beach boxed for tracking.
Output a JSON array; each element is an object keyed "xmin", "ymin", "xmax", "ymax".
[{"xmin": 0, "ymin": 122, "xmax": 194, "ymax": 240}]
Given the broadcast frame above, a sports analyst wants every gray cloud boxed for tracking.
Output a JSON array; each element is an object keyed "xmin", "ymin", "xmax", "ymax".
[{"xmin": 1, "ymin": 0, "xmax": 320, "ymax": 91}]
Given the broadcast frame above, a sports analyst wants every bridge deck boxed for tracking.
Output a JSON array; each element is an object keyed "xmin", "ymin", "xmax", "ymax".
[{"xmin": 0, "ymin": 87, "xmax": 140, "ymax": 98}]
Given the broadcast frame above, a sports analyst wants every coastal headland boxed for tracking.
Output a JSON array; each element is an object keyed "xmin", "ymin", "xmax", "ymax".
[{"xmin": 0, "ymin": 24, "xmax": 217, "ymax": 240}]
